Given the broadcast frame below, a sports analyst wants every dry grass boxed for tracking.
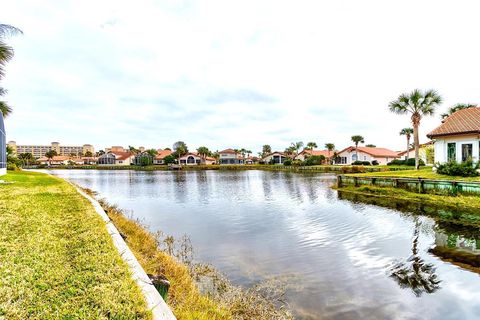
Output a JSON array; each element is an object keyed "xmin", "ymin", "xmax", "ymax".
[
  {"xmin": 0, "ymin": 171, "xmax": 149, "ymax": 319},
  {"xmin": 95, "ymin": 196, "xmax": 293, "ymax": 320},
  {"xmin": 347, "ymin": 167, "xmax": 480, "ymax": 182}
]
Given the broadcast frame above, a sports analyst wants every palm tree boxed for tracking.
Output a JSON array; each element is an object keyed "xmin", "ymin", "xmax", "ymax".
[
  {"xmin": 128, "ymin": 146, "xmax": 140, "ymax": 155},
  {"xmin": 45, "ymin": 150, "xmax": 57, "ymax": 166},
  {"xmin": 173, "ymin": 141, "xmax": 188, "ymax": 160},
  {"xmin": 325, "ymin": 143, "xmax": 335, "ymax": 164},
  {"xmin": 389, "ymin": 89, "xmax": 442, "ymax": 169},
  {"xmin": 0, "ymin": 24, "xmax": 22, "ymax": 117},
  {"xmin": 18, "ymin": 152, "xmax": 33, "ymax": 166},
  {"xmin": 306, "ymin": 142, "xmax": 317, "ymax": 151},
  {"xmin": 196, "ymin": 146, "xmax": 210, "ymax": 159},
  {"xmin": 441, "ymin": 103, "xmax": 476, "ymax": 120},
  {"xmin": 365, "ymin": 144, "xmax": 376, "ymax": 148},
  {"xmin": 399, "ymin": 128, "xmax": 414, "ymax": 160},
  {"xmin": 290, "ymin": 141, "xmax": 304, "ymax": 158},
  {"xmin": 262, "ymin": 145, "xmax": 272, "ymax": 157},
  {"xmin": 351, "ymin": 135, "xmax": 364, "ymax": 162}
]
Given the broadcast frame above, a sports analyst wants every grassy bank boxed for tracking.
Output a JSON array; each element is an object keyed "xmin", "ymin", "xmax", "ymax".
[
  {"xmin": 95, "ymin": 197, "xmax": 293, "ymax": 320},
  {"xmin": 336, "ymin": 185, "xmax": 480, "ymax": 227},
  {"xmin": 347, "ymin": 167, "xmax": 480, "ymax": 182},
  {"xmin": 0, "ymin": 171, "xmax": 149, "ymax": 319}
]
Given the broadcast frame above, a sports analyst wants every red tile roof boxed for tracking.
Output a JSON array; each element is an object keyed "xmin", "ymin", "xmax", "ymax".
[
  {"xmin": 155, "ymin": 149, "xmax": 172, "ymax": 160},
  {"xmin": 427, "ymin": 107, "xmax": 480, "ymax": 138},
  {"xmin": 38, "ymin": 156, "xmax": 71, "ymax": 162},
  {"xmin": 109, "ymin": 151, "xmax": 133, "ymax": 160},
  {"xmin": 338, "ymin": 146, "xmax": 400, "ymax": 158},
  {"xmin": 299, "ymin": 149, "xmax": 335, "ymax": 158}
]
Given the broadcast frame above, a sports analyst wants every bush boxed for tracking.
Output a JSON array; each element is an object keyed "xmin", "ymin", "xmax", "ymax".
[
  {"xmin": 372, "ymin": 160, "xmax": 379, "ymax": 166},
  {"xmin": 283, "ymin": 159, "xmax": 292, "ymax": 166},
  {"xmin": 352, "ymin": 161, "xmax": 371, "ymax": 166},
  {"xmin": 303, "ymin": 155, "xmax": 325, "ymax": 166},
  {"xmin": 163, "ymin": 155, "xmax": 176, "ymax": 165},
  {"xmin": 387, "ymin": 158, "xmax": 425, "ymax": 166},
  {"xmin": 436, "ymin": 160, "xmax": 479, "ymax": 177}
]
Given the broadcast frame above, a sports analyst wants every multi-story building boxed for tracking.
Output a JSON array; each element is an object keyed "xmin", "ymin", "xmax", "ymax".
[{"xmin": 7, "ymin": 141, "xmax": 94, "ymax": 159}]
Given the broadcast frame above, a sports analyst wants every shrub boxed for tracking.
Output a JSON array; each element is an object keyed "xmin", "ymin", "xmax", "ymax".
[
  {"xmin": 387, "ymin": 158, "xmax": 425, "ymax": 166},
  {"xmin": 405, "ymin": 158, "xmax": 425, "ymax": 166},
  {"xmin": 163, "ymin": 155, "xmax": 176, "ymax": 165},
  {"xmin": 352, "ymin": 161, "xmax": 371, "ymax": 166},
  {"xmin": 283, "ymin": 159, "xmax": 292, "ymax": 166},
  {"xmin": 372, "ymin": 160, "xmax": 379, "ymax": 166},
  {"xmin": 436, "ymin": 160, "xmax": 479, "ymax": 177},
  {"xmin": 303, "ymin": 155, "xmax": 325, "ymax": 166},
  {"xmin": 292, "ymin": 159, "xmax": 303, "ymax": 166}
]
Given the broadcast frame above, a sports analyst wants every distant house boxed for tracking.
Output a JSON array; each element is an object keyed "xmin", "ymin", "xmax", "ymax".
[
  {"xmin": 153, "ymin": 149, "xmax": 173, "ymax": 165},
  {"xmin": 97, "ymin": 151, "xmax": 134, "ymax": 166},
  {"xmin": 245, "ymin": 156, "xmax": 259, "ymax": 165},
  {"xmin": 397, "ymin": 141, "xmax": 434, "ymax": 164},
  {"xmin": 296, "ymin": 149, "xmax": 335, "ymax": 163},
  {"xmin": 219, "ymin": 149, "xmax": 244, "ymax": 165},
  {"xmin": 132, "ymin": 151, "xmax": 154, "ymax": 166},
  {"xmin": 262, "ymin": 151, "xmax": 288, "ymax": 164},
  {"xmin": 179, "ymin": 152, "xmax": 216, "ymax": 165},
  {"xmin": 427, "ymin": 107, "xmax": 480, "ymax": 163},
  {"xmin": 37, "ymin": 156, "xmax": 72, "ymax": 166},
  {"xmin": 335, "ymin": 146, "xmax": 400, "ymax": 165}
]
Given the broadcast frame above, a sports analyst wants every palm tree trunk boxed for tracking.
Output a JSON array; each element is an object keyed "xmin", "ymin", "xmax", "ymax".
[
  {"xmin": 413, "ymin": 122, "xmax": 420, "ymax": 170},
  {"xmin": 406, "ymin": 136, "xmax": 410, "ymax": 160},
  {"xmin": 355, "ymin": 143, "xmax": 358, "ymax": 162}
]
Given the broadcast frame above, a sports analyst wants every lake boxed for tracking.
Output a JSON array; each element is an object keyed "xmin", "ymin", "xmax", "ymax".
[{"xmin": 49, "ymin": 169, "xmax": 480, "ymax": 320}]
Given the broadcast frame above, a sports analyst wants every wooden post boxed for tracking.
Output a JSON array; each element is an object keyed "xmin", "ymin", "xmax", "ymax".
[
  {"xmin": 354, "ymin": 176, "xmax": 358, "ymax": 187},
  {"xmin": 337, "ymin": 175, "xmax": 343, "ymax": 188},
  {"xmin": 371, "ymin": 177, "xmax": 376, "ymax": 186},
  {"xmin": 393, "ymin": 178, "xmax": 398, "ymax": 188},
  {"xmin": 418, "ymin": 178, "xmax": 425, "ymax": 194}
]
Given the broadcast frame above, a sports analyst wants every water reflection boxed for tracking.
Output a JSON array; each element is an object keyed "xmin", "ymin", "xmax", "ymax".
[
  {"xmin": 48, "ymin": 170, "xmax": 480, "ymax": 320},
  {"xmin": 389, "ymin": 218, "xmax": 441, "ymax": 296}
]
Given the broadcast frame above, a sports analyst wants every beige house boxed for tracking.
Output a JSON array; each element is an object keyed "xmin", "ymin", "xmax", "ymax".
[
  {"xmin": 397, "ymin": 141, "xmax": 434, "ymax": 164},
  {"xmin": 296, "ymin": 149, "xmax": 336, "ymax": 163},
  {"xmin": 153, "ymin": 149, "xmax": 173, "ymax": 165},
  {"xmin": 335, "ymin": 146, "xmax": 400, "ymax": 165},
  {"xmin": 219, "ymin": 149, "xmax": 244, "ymax": 165},
  {"xmin": 262, "ymin": 151, "xmax": 288, "ymax": 164}
]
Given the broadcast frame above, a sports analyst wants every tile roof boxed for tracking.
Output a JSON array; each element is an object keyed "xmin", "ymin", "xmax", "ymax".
[
  {"xmin": 427, "ymin": 107, "xmax": 480, "ymax": 138},
  {"xmin": 339, "ymin": 146, "xmax": 400, "ymax": 158},
  {"xmin": 300, "ymin": 149, "xmax": 335, "ymax": 158},
  {"xmin": 38, "ymin": 156, "xmax": 71, "ymax": 161},
  {"xmin": 155, "ymin": 149, "xmax": 172, "ymax": 159},
  {"xmin": 109, "ymin": 151, "xmax": 133, "ymax": 160},
  {"xmin": 219, "ymin": 148, "xmax": 237, "ymax": 154}
]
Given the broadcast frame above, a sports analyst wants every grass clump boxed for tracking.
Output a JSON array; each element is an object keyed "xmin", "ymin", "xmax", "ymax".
[
  {"xmin": 94, "ymin": 196, "xmax": 293, "ymax": 320},
  {"xmin": 0, "ymin": 171, "xmax": 149, "ymax": 319}
]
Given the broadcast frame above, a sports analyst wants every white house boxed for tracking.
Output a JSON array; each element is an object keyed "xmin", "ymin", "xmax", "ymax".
[
  {"xmin": 397, "ymin": 141, "xmax": 434, "ymax": 164},
  {"xmin": 427, "ymin": 107, "xmax": 480, "ymax": 163},
  {"xmin": 296, "ymin": 149, "xmax": 335, "ymax": 163},
  {"xmin": 37, "ymin": 155, "xmax": 72, "ymax": 166},
  {"xmin": 179, "ymin": 152, "xmax": 216, "ymax": 165},
  {"xmin": 335, "ymin": 146, "xmax": 400, "ymax": 165},
  {"xmin": 153, "ymin": 149, "xmax": 173, "ymax": 165},
  {"xmin": 97, "ymin": 151, "xmax": 134, "ymax": 166}
]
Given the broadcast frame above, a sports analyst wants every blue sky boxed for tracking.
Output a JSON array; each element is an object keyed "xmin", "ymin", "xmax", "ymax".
[{"xmin": 2, "ymin": 0, "xmax": 480, "ymax": 154}]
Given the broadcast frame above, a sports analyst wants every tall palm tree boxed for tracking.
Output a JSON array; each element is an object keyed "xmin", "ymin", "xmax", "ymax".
[
  {"xmin": 45, "ymin": 150, "xmax": 57, "ymax": 166},
  {"xmin": 0, "ymin": 88, "xmax": 12, "ymax": 117},
  {"xmin": 351, "ymin": 135, "xmax": 364, "ymax": 162},
  {"xmin": 440, "ymin": 103, "xmax": 476, "ymax": 120},
  {"xmin": 325, "ymin": 143, "xmax": 335, "ymax": 164},
  {"xmin": 389, "ymin": 89, "xmax": 442, "ymax": 169},
  {"xmin": 306, "ymin": 142, "xmax": 317, "ymax": 151},
  {"xmin": 196, "ymin": 146, "xmax": 210, "ymax": 158},
  {"xmin": 399, "ymin": 128, "xmax": 414, "ymax": 160},
  {"xmin": 262, "ymin": 145, "xmax": 272, "ymax": 157}
]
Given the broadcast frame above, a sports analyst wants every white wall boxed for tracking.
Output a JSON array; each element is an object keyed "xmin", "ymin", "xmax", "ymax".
[
  {"xmin": 0, "ymin": 168, "xmax": 6, "ymax": 176},
  {"xmin": 336, "ymin": 150, "xmax": 395, "ymax": 165},
  {"xmin": 434, "ymin": 135, "xmax": 479, "ymax": 163}
]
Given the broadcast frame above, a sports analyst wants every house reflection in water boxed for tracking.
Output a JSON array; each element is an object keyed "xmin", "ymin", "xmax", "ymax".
[{"xmin": 430, "ymin": 231, "xmax": 480, "ymax": 269}]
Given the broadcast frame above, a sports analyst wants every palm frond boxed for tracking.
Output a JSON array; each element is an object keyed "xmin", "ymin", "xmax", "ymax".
[
  {"xmin": 0, "ymin": 24, "xmax": 23, "ymax": 37},
  {"xmin": 0, "ymin": 100, "xmax": 12, "ymax": 117},
  {"xmin": 0, "ymin": 87, "xmax": 6, "ymax": 96}
]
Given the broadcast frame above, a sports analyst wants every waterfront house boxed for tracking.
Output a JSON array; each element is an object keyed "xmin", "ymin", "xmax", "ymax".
[
  {"xmin": 262, "ymin": 151, "xmax": 288, "ymax": 164},
  {"xmin": 132, "ymin": 152, "xmax": 154, "ymax": 166},
  {"xmin": 245, "ymin": 156, "xmax": 260, "ymax": 165},
  {"xmin": 97, "ymin": 151, "xmax": 134, "ymax": 166},
  {"xmin": 427, "ymin": 107, "xmax": 480, "ymax": 163},
  {"xmin": 335, "ymin": 146, "xmax": 400, "ymax": 165},
  {"xmin": 219, "ymin": 148, "xmax": 244, "ymax": 165},
  {"xmin": 38, "ymin": 155, "xmax": 72, "ymax": 166},
  {"xmin": 397, "ymin": 141, "xmax": 434, "ymax": 164},
  {"xmin": 179, "ymin": 152, "xmax": 216, "ymax": 165},
  {"xmin": 296, "ymin": 149, "xmax": 335, "ymax": 163},
  {"xmin": 153, "ymin": 149, "xmax": 173, "ymax": 165}
]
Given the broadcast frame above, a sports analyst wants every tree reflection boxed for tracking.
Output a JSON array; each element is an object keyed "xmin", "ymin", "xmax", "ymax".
[{"xmin": 390, "ymin": 218, "xmax": 441, "ymax": 296}]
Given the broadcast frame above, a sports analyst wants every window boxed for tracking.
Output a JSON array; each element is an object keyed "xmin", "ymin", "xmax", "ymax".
[
  {"xmin": 352, "ymin": 154, "xmax": 357, "ymax": 162},
  {"xmin": 462, "ymin": 143, "xmax": 473, "ymax": 162},
  {"xmin": 447, "ymin": 143, "xmax": 456, "ymax": 162},
  {"xmin": 363, "ymin": 156, "xmax": 367, "ymax": 160}
]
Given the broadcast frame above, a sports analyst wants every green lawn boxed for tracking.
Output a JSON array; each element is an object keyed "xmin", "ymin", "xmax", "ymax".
[
  {"xmin": 347, "ymin": 166, "xmax": 480, "ymax": 182},
  {"xmin": 0, "ymin": 171, "xmax": 149, "ymax": 319}
]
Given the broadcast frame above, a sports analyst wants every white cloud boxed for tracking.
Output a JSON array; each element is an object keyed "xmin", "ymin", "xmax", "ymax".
[{"xmin": 2, "ymin": 0, "xmax": 480, "ymax": 152}]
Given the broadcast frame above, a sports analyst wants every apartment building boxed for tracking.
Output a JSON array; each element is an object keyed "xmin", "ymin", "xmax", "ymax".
[{"xmin": 7, "ymin": 141, "xmax": 94, "ymax": 159}]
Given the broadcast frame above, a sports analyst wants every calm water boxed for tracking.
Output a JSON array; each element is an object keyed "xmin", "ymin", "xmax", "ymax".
[{"xmin": 49, "ymin": 170, "xmax": 480, "ymax": 320}]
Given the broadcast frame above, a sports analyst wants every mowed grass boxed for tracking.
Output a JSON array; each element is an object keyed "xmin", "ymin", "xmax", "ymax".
[
  {"xmin": 0, "ymin": 171, "xmax": 149, "ymax": 319},
  {"xmin": 347, "ymin": 166, "xmax": 480, "ymax": 182}
]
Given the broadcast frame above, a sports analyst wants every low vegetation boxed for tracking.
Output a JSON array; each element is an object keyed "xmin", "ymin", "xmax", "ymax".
[
  {"xmin": 436, "ymin": 160, "xmax": 479, "ymax": 177},
  {"xmin": 95, "ymin": 196, "xmax": 293, "ymax": 320},
  {"xmin": 0, "ymin": 171, "xmax": 149, "ymax": 319},
  {"xmin": 347, "ymin": 167, "xmax": 480, "ymax": 182}
]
